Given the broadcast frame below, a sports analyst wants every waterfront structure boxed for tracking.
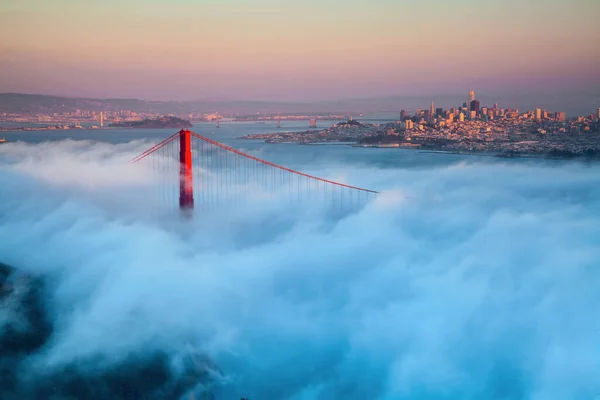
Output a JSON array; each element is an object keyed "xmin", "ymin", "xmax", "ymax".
[
  {"xmin": 309, "ymin": 118, "xmax": 317, "ymax": 128},
  {"xmin": 100, "ymin": 112, "xmax": 104, "ymax": 127}
]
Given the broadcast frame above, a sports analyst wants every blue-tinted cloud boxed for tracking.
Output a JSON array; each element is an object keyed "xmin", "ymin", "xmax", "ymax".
[{"xmin": 0, "ymin": 140, "xmax": 599, "ymax": 399}]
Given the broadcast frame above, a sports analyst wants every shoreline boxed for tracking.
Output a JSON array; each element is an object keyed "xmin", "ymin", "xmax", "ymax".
[{"xmin": 240, "ymin": 137, "xmax": 600, "ymax": 162}]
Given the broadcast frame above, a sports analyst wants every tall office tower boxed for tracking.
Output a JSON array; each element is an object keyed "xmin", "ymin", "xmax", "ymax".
[
  {"xmin": 470, "ymin": 100, "xmax": 480, "ymax": 115},
  {"xmin": 436, "ymin": 107, "xmax": 444, "ymax": 117},
  {"xmin": 429, "ymin": 101, "xmax": 435, "ymax": 122},
  {"xmin": 100, "ymin": 112, "xmax": 104, "ymax": 127},
  {"xmin": 556, "ymin": 112, "xmax": 566, "ymax": 121},
  {"xmin": 468, "ymin": 90, "xmax": 475, "ymax": 106},
  {"xmin": 535, "ymin": 108, "xmax": 542, "ymax": 121},
  {"xmin": 400, "ymin": 109, "xmax": 406, "ymax": 120},
  {"xmin": 459, "ymin": 112, "xmax": 465, "ymax": 122},
  {"xmin": 597, "ymin": 108, "xmax": 600, "ymax": 120}
]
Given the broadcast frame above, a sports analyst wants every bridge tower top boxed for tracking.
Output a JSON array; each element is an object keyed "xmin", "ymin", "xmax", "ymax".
[{"xmin": 179, "ymin": 129, "xmax": 194, "ymax": 210}]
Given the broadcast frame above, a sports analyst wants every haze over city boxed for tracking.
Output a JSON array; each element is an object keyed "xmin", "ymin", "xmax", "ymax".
[{"xmin": 1, "ymin": 0, "xmax": 599, "ymax": 107}]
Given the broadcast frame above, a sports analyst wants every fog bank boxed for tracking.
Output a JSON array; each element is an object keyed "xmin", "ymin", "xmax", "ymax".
[{"xmin": 1, "ymin": 140, "xmax": 599, "ymax": 399}]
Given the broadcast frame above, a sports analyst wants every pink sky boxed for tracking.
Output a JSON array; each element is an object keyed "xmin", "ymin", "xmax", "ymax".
[{"xmin": 1, "ymin": 0, "xmax": 599, "ymax": 101}]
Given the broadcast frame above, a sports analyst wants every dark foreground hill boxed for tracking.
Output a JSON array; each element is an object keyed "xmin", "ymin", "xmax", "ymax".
[{"xmin": 0, "ymin": 262, "xmax": 222, "ymax": 399}]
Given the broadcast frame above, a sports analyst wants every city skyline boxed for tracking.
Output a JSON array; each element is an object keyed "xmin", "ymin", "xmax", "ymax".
[
  {"xmin": 1, "ymin": 90, "xmax": 598, "ymax": 120},
  {"xmin": 1, "ymin": 0, "xmax": 599, "ymax": 105}
]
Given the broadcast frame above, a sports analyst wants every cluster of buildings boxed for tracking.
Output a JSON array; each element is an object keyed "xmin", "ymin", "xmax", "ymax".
[
  {"xmin": 0, "ymin": 109, "xmax": 214, "ymax": 129},
  {"xmin": 0, "ymin": 107, "xmax": 351, "ymax": 130},
  {"xmin": 392, "ymin": 90, "xmax": 599, "ymax": 138},
  {"xmin": 0, "ymin": 109, "xmax": 154, "ymax": 129},
  {"xmin": 244, "ymin": 90, "xmax": 600, "ymax": 158},
  {"xmin": 366, "ymin": 91, "xmax": 600, "ymax": 156},
  {"xmin": 399, "ymin": 90, "xmax": 578, "ymax": 131}
]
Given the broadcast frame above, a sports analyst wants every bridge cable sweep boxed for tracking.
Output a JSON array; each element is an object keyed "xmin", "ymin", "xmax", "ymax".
[{"xmin": 131, "ymin": 129, "xmax": 378, "ymax": 211}]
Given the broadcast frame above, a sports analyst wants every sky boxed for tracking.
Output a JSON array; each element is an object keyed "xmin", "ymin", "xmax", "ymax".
[
  {"xmin": 1, "ymin": 138, "xmax": 599, "ymax": 398},
  {"xmin": 0, "ymin": 0, "xmax": 599, "ymax": 103}
]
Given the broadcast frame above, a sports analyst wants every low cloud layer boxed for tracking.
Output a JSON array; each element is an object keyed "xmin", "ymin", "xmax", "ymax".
[{"xmin": 1, "ymin": 140, "xmax": 599, "ymax": 399}]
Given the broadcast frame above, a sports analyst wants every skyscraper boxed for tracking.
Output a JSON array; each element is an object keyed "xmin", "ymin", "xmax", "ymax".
[
  {"xmin": 100, "ymin": 112, "xmax": 104, "ymax": 127},
  {"xmin": 597, "ymin": 108, "xmax": 600, "ymax": 120},
  {"xmin": 470, "ymin": 100, "xmax": 480, "ymax": 115},
  {"xmin": 468, "ymin": 90, "xmax": 475, "ymax": 106},
  {"xmin": 535, "ymin": 108, "xmax": 542, "ymax": 121},
  {"xmin": 400, "ymin": 109, "xmax": 406, "ymax": 120},
  {"xmin": 429, "ymin": 101, "xmax": 435, "ymax": 122}
]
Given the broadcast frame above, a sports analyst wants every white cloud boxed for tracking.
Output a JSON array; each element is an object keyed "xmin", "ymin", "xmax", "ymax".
[{"xmin": 1, "ymin": 140, "xmax": 599, "ymax": 399}]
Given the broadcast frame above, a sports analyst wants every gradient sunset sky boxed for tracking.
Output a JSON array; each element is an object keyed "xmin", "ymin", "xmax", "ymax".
[{"xmin": 1, "ymin": 0, "xmax": 599, "ymax": 102}]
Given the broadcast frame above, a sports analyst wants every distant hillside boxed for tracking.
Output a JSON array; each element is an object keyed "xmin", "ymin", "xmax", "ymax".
[
  {"xmin": 0, "ymin": 92, "xmax": 597, "ymax": 117},
  {"xmin": 109, "ymin": 116, "xmax": 192, "ymax": 129},
  {"xmin": 0, "ymin": 93, "xmax": 434, "ymax": 115},
  {"xmin": 0, "ymin": 93, "xmax": 189, "ymax": 114},
  {"xmin": 0, "ymin": 93, "xmax": 429, "ymax": 115},
  {"xmin": 0, "ymin": 93, "xmax": 310, "ymax": 115}
]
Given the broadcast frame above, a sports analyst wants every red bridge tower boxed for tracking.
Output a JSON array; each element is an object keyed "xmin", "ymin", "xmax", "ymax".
[{"xmin": 179, "ymin": 129, "xmax": 194, "ymax": 210}]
